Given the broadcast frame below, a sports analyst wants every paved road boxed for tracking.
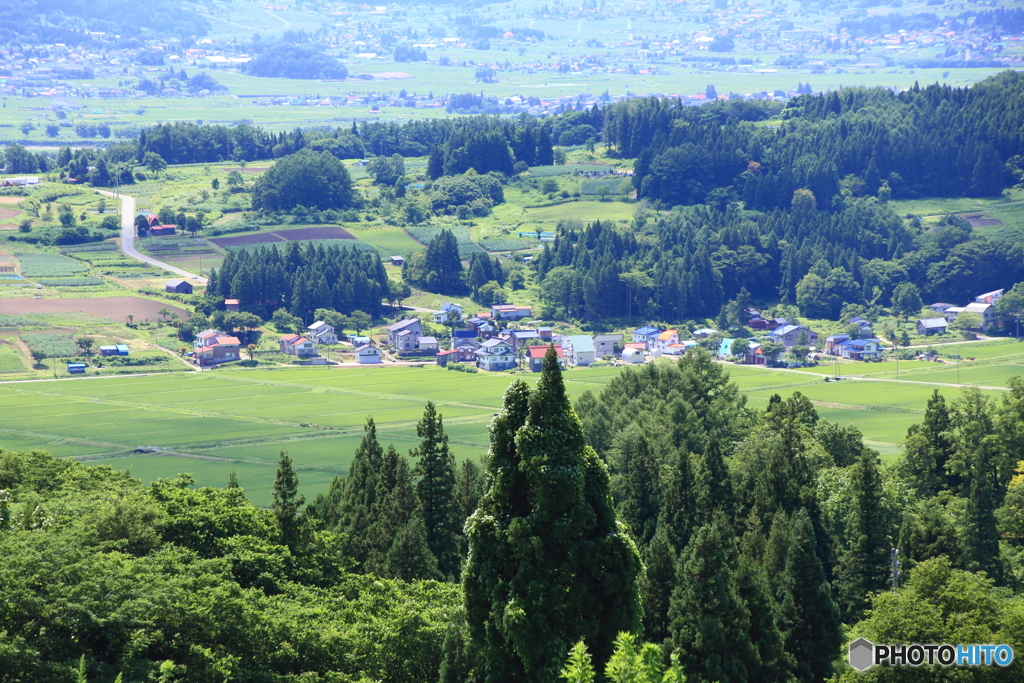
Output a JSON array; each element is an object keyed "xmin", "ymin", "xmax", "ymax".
[{"xmin": 97, "ymin": 190, "xmax": 208, "ymax": 284}]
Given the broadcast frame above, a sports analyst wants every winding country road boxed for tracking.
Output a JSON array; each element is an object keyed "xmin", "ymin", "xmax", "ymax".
[{"xmin": 98, "ymin": 190, "xmax": 208, "ymax": 284}]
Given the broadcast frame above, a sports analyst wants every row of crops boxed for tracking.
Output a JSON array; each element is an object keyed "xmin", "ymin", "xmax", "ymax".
[{"xmin": 15, "ymin": 252, "xmax": 90, "ymax": 277}]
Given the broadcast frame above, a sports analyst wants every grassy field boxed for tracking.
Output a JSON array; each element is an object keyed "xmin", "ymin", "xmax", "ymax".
[{"xmin": 1, "ymin": 343, "xmax": 1021, "ymax": 505}]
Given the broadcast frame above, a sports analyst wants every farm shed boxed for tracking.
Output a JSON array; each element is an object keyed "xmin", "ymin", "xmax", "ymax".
[
  {"xmin": 165, "ymin": 279, "xmax": 193, "ymax": 294},
  {"xmin": 115, "ymin": 344, "xmax": 130, "ymax": 356},
  {"xmin": 622, "ymin": 348, "xmax": 645, "ymax": 364},
  {"xmin": 67, "ymin": 363, "xmax": 86, "ymax": 374},
  {"xmin": 224, "ymin": 299, "xmax": 241, "ymax": 312},
  {"xmin": 99, "ymin": 345, "xmax": 118, "ymax": 356},
  {"xmin": 390, "ymin": 256, "xmax": 404, "ymax": 266}
]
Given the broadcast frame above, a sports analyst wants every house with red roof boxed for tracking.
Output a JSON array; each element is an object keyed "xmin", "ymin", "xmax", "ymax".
[
  {"xmin": 193, "ymin": 329, "xmax": 241, "ymax": 366},
  {"xmin": 528, "ymin": 344, "xmax": 564, "ymax": 372},
  {"xmin": 279, "ymin": 334, "xmax": 317, "ymax": 357}
]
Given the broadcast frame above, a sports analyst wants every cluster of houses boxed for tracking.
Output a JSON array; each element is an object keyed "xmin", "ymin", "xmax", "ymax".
[
  {"xmin": 190, "ymin": 289, "xmax": 1011, "ymax": 371},
  {"xmin": 915, "ymin": 289, "xmax": 1004, "ymax": 336}
]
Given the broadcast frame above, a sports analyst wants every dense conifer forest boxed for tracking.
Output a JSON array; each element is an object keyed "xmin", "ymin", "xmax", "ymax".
[{"xmin": 3, "ymin": 349, "xmax": 1023, "ymax": 681}]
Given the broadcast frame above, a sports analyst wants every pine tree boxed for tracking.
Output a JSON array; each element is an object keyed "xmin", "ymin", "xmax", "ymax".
[
  {"xmin": 658, "ymin": 448, "xmax": 697, "ymax": 554},
  {"xmin": 383, "ymin": 515, "xmax": 443, "ymax": 581},
  {"xmin": 613, "ymin": 430, "xmax": 660, "ymax": 546},
  {"xmin": 464, "ymin": 348, "xmax": 642, "ymax": 681},
  {"xmin": 669, "ymin": 511, "xmax": 756, "ymax": 683},
  {"xmin": 272, "ymin": 450, "xmax": 305, "ymax": 550},
  {"xmin": 735, "ymin": 555, "xmax": 792, "ymax": 683},
  {"xmin": 694, "ymin": 436, "xmax": 736, "ymax": 523},
  {"xmin": 411, "ymin": 401, "xmax": 461, "ymax": 578},
  {"xmin": 335, "ymin": 419, "xmax": 385, "ymax": 569},
  {"xmin": 455, "ymin": 459, "xmax": 485, "ymax": 556},
  {"xmin": 838, "ymin": 450, "xmax": 890, "ymax": 621},
  {"xmin": 901, "ymin": 390, "xmax": 956, "ymax": 496},
  {"xmin": 227, "ymin": 470, "xmax": 239, "ymax": 488},
  {"xmin": 965, "ymin": 439, "xmax": 1003, "ymax": 583},
  {"xmin": 439, "ymin": 610, "xmax": 479, "ymax": 683},
  {"xmin": 775, "ymin": 508, "xmax": 842, "ymax": 683},
  {"xmin": 640, "ymin": 525, "xmax": 676, "ymax": 644},
  {"xmin": 366, "ymin": 445, "xmax": 425, "ymax": 575},
  {"xmin": 337, "ymin": 417, "xmax": 384, "ymax": 568},
  {"xmin": 898, "ymin": 499, "xmax": 962, "ymax": 573}
]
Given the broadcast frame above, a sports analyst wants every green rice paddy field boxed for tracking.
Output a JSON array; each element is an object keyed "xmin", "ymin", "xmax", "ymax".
[{"xmin": 0, "ymin": 341, "xmax": 1021, "ymax": 505}]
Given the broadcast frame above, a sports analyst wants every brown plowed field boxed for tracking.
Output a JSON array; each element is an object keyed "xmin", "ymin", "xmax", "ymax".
[
  {"xmin": 0, "ymin": 297, "xmax": 189, "ymax": 322},
  {"xmin": 0, "ymin": 208, "xmax": 19, "ymax": 220},
  {"xmin": 210, "ymin": 225, "xmax": 355, "ymax": 248},
  {"xmin": 272, "ymin": 225, "xmax": 355, "ymax": 240},
  {"xmin": 209, "ymin": 233, "xmax": 286, "ymax": 247}
]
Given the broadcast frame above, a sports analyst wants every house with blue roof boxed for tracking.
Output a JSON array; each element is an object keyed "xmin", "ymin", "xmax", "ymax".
[
  {"xmin": 564, "ymin": 335, "xmax": 596, "ymax": 366},
  {"xmin": 834, "ymin": 337, "xmax": 883, "ymax": 360},
  {"xmin": 916, "ymin": 318, "xmax": 948, "ymax": 335},
  {"xmin": 768, "ymin": 324, "xmax": 819, "ymax": 349},
  {"xmin": 631, "ymin": 326, "xmax": 662, "ymax": 349},
  {"xmin": 433, "ymin": 302, "xmax": 463, "ymax": 324}
]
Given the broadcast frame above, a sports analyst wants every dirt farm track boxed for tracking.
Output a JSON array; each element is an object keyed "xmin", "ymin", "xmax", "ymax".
[{"xmin": 0, "ymin": 297, "xmax": 189, "ymax": 322}]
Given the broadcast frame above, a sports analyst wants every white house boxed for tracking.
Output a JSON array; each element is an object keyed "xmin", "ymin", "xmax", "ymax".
[
  {"xmin": 387, "ymin": 318, "xmax": 423, "ymax": 347},
  {"xmin": 653, "ymin": 329, "xmax": 679, "ymax": 351},
  {"xmin": 964, "ymin": 302, "xmax": 996, "ymax": 329},
  {"xmin": 475, "ymin": 338, "xmax": 516, "ymax": 371},
  {"xmin": 355, "ymin": 344, "xmax": 383, "ymax": 364},
  {"xmin": 593, "ymin": 334, "xmax": 622, "ymax": 357},
  {"xmin": 417, "ymin": 336, "xmax": 439, "ymax": 353},
  {"xmin": 307, "ymin": 321, "xmax": 338, "ymax": 345},
  {"xmin": 945, "ymin": 302, "xmax": 995, "ymax": 329},
  {"xmin": 279, "ymin": 334, "xmax": 317, "ymax": 357},
  {"xmin": 631, "ymin": 326, "xmax": 661, "ymax": 349},
  {"xmin": 563, "ymin": 335, "xmax": 596, "ymax": 366},
  {"xmin": 433, "ymin": 302, "xmax": 463, "ymax": 324},
  {"xmin": 974, "ymin": 289, "xmax": 1004, "ymax": 304}
]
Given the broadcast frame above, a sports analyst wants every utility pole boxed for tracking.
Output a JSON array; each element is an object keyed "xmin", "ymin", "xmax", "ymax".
[{"xmin": 891, "ymin": 548, "xmax": 900, "ymax": 590}]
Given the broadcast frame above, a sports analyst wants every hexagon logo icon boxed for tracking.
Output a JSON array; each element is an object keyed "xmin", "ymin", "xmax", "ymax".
[{"xmin": 849, "ymin": 638, "xmax": 875, "ymax": 671}]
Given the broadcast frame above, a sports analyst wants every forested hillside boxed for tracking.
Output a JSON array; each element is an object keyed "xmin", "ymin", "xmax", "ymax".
[
  {"xmin": 532, "ymin": 204, "xmax": 1024, "ymax": 322},
  {"xmin": 3, "ymin": 349, "xmax": 1023, "ymax": 681},
  {"xmin": 204, "ymin": 241, "xmax": 390, "ymax": 321}
]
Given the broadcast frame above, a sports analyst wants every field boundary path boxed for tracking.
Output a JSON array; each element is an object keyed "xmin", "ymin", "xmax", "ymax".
[{"xmin": 97, "ymin": 190, "xmax": 208, "ymax": 284}]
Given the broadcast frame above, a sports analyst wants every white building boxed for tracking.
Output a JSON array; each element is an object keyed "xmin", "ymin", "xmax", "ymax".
[{"xmin": 307, "ymin": 321, "xmax": 338, "ymax": 345}]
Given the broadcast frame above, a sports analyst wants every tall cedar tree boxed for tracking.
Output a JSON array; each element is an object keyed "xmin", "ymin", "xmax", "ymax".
[
  {"xmin": 614, "ymin": 430, "xmax": 660, "ymax": 546},
  {"xmin": 640, "ymin": 526, "xmax": 676, "ymax": 644},
  {"xmin": 366, "ymin": 444, "xmax": 421, "ymax": 575},
  {"xmin": 411, "ymin": 401, "xmax": 461, "ymax": 578},
  {"xmin": 901, "ymin": 390, "xmax": 956, "ymax": 496},
  {"xmin": 966, "ymin": 438, "xmax": 1003, "ymax": 583},
  {"xmin": 272, "ymin": 450, "xmax": 305, "ymax": 550},
  {"xmin": 455, "ymin": 460, "xmax": 485, "ymax": 557},
  {"xmin": 423, "ymin": 230, "xmax": 465, "ymax": 293},
  {"xmin": 898, "ymin": 499, "xmax": 962, "ymax": 574},
  {"xmin": 337, "ymin": 417, "xmax": 384, "ymax": 569},
  {"xmin": 838, "ymin": 449, "xmax": 890, "ymax": 621},
  {"xmin": 669, "ymin": 511, "xmax": 757, "ymax": 683},
  {"xmin": 694, "ymin": 436, "xmax": 736, "ymax": 522},
  {"xmin": 383, "ymin": 515, "xmax": 444, "ymax": 582},
  {"xmin": 658, "ymin": 448, "xmax": 698, "ymax": 554},
  {"xmin": 775, "ymin": 508, "xmax": 842, "ymax": 683},
  {"xmin": 734, "ymin": 554, "xmax": 793, "ymax": 683},
  {"xmin": 463, "ymin": 348, "xmax": 642, "ymax": 682}
]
